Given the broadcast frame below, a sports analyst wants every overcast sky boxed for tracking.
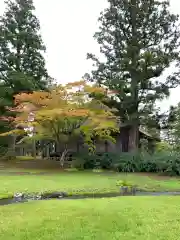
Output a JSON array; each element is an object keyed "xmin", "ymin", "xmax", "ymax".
[{"xmin": 0, "ymin": 0, "xmax": 179, "ymax": 111}]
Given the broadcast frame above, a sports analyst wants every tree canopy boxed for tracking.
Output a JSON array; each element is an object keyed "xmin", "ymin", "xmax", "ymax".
[
  {"xmin": 0, "ymin": 0, "xmax": 49, "ymax": 91},
  {"xmin": 1, "ymin": 81, "xmax": 119, "ymax": 155},
  {"xmin": 85, "ymin": 0, "xmax": 180, "ymax": 150},
  {"xmin": 0, "ymin": 0, "xmax": 50, "ymax": 152}
]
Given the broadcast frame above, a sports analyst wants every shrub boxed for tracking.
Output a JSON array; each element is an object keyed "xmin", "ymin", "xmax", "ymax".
[
  {"xmin": 111, "ymin": 150, "xmax": 180, "ymax": 176},
  {"xmin": 71, "ymin": 152, "xmax": 120, "ymax": 170},
  {"xmin": 83, "ymin": 154, "xmax": 98, "ymax": 169},
  {"xmin": 116, "ymin": 180, "xmax": 134, "ymax": 187},
  {"xmin": 70, "ymin": 154, "xmax": 86, "ymax": 170},
  {"xmin": 156, "ymin": 141, "xmax": 173, "ymax": 152},
  {"xmin": 112, "ymin": 152, "xmax": 141, "ymax": 172},
  {"xmin": 96, "ymin": 152, "xmax": 120, "ymax": 169},
  {"xmin": 71, "ymin": 149, "xmax": 180, "ymax": 176}
]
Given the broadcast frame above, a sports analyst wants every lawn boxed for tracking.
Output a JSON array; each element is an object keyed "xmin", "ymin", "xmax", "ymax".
[
  {"xmin": 1, "ymin": 171, "xmax": 180, "ymax": 199},
  {"xmin": 0, "ymin": 197, "xmax": 180, "ymax": 239}
]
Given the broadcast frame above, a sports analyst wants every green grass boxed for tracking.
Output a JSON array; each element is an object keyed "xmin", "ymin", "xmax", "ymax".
[
  {"xmin": 1, "ymin": 171, "xmax": 180, "ymax": 199},
  {"xmin": 0, "ymin": 193, "xmax": 13, "ymax": 200},
  {"xmin": 0, "ymin": 167, "xmax": 50, "ymax": 174},
  {"xmin": 15, "ymin": 156, "xmax": 37, "ymax": 161},
  {"xmin": 0, "ymin": 197, "xmax": 180, "ymax": 239}
]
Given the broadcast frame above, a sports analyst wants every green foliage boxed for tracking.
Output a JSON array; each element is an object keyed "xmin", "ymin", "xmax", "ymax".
[
  {"xmin": 0, "ymin": 0, "xmax": 49, "ymax": 90},
  {"xmin": 0, "ymin": 0, "xmax": 49, "ymax": 153},
  {"xmin": 112, "ymin": 152, "xmax": 141, "ymax": 172},
  {"xmin": 116, "ymin": 180, "xmax": 136, "ymax": 195},
  {"xmin": 111, "ymin": 151, "xmax": 180, "ymax": 176},
  {"xmin": 0, "ymin": 82, "xmax": 14, "ymax": 151},
  {"xmin": 161, "ymin": 103, "xmax": 180, "ymax": 148},
  {"xmin": 85, "ymin": 0, "xmax": 180, "ymax": 150},
  {"xmin": 116, "ymin": 180, "xmax": 133, "ymax": 187},
  {"xmin": 156, "ymin": 141, "xmax": 173, "ymax": 152},
  {"xmin": 71, "ymin": 152, "xmax": 120, "ymax": 170},
  {"xmin": 170, "ymin": 103, "xmax": 180, "ymax": 148},
  {"xmin": 72, "ymin": 150, "xmax": 180, "ymax": 176},
  {"xmin": 161, "ymin": 105, "xmax": 177, "ymax": 144},
  {"xmin": 87, "ymin": 0, "xmax": 180, "ymax": 111}
]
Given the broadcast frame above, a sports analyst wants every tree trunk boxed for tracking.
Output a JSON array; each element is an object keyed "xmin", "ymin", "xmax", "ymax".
[
  {"xmin": 128, "ymin": 0, "xmax": 139, "ymax": 152},
  {"xmin": 32, "ymin": 139, "xmax": 36, "ymax": 159},
  {"xmin": 7, "ymin": 135, "xmax": 16, "ymax": 159},
  {"xmin": 105, "ymin": 140, "xmax": 108, "ymax": 152},
  {"xmin": 60, "ymin": 148, "xmax": 68, "ymax": 168},
  {"xmin": 55, "ymin": 142, "xmax": 62, "ymax": 152},
  {"xmin": 128, "ymin": 124, "xmax": 139, "ymax": 152},
  {"xmin": 120, "ymin": 127, "xmax": 129, "ymax": 152}
]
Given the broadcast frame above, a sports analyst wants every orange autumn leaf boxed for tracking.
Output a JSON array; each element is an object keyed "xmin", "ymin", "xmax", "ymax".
[{"xmin": 0, "ymin": 81, "xmax": 119, "ymax": 148}]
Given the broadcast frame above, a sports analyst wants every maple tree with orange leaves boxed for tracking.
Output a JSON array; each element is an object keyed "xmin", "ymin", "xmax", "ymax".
[{"xmin": 1, "ymin": 81, "xmax": 119, "ymax": 164}]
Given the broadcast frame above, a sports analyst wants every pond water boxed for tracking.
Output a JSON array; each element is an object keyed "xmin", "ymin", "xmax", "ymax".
[{"xmin": 1, "ymin": 191, "xmax": 180, "ymax": 206}]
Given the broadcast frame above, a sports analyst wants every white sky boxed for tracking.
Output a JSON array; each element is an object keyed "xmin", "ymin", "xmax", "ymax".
[{"xmin": 0, "ymin": 0, "xmax": 179, "ymax": 112}]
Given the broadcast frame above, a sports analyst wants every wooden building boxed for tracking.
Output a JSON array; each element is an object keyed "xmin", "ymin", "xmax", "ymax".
[
  {"xmin": 73, "ymin": 125, "xmax": 160, "ymax": 154},
  {"xmin": 94, "ymin": 126, "xmax": 160, "ymax": 153},
  {"xmin": 15, "ymin": 125, "xmax": 160, "ymax": 157}
]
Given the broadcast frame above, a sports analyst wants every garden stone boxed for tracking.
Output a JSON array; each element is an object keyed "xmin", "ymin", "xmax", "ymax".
[
  {"xmin": 36, "ymin": 195, "xmax": 42, "ymax": 200},
  {"xmin": 14, "ymin": 192, "xmax": 25, "ymax": 202},
  {"xmin": 131, "ymin": 186, "xmax": 137, "ymax": 195},
  {"xmin": 120, "ymin": 186, "xmax": 129, "ymax": 195},
  {"xmin": 14, "ymin": 192, "xmax": 24, "ymax": 198}
]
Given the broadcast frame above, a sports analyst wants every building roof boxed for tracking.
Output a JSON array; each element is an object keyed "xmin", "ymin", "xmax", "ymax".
[
  {"xmin": 139, "ymin": 127, "xmax": 160, "ymax": 141},
  {"xmin": 118, "ymin": 123, "xmax": 160, "ymax": 141}
]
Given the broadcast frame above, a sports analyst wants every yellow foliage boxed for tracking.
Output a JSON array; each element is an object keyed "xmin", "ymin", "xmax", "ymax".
[
  {"xmin": 0, "ymin": 129, "xmax": 25, "ymax": 137},
  {"xmin": 3, "ymin": 81, "xmax": 119, "ymax": 148}
]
